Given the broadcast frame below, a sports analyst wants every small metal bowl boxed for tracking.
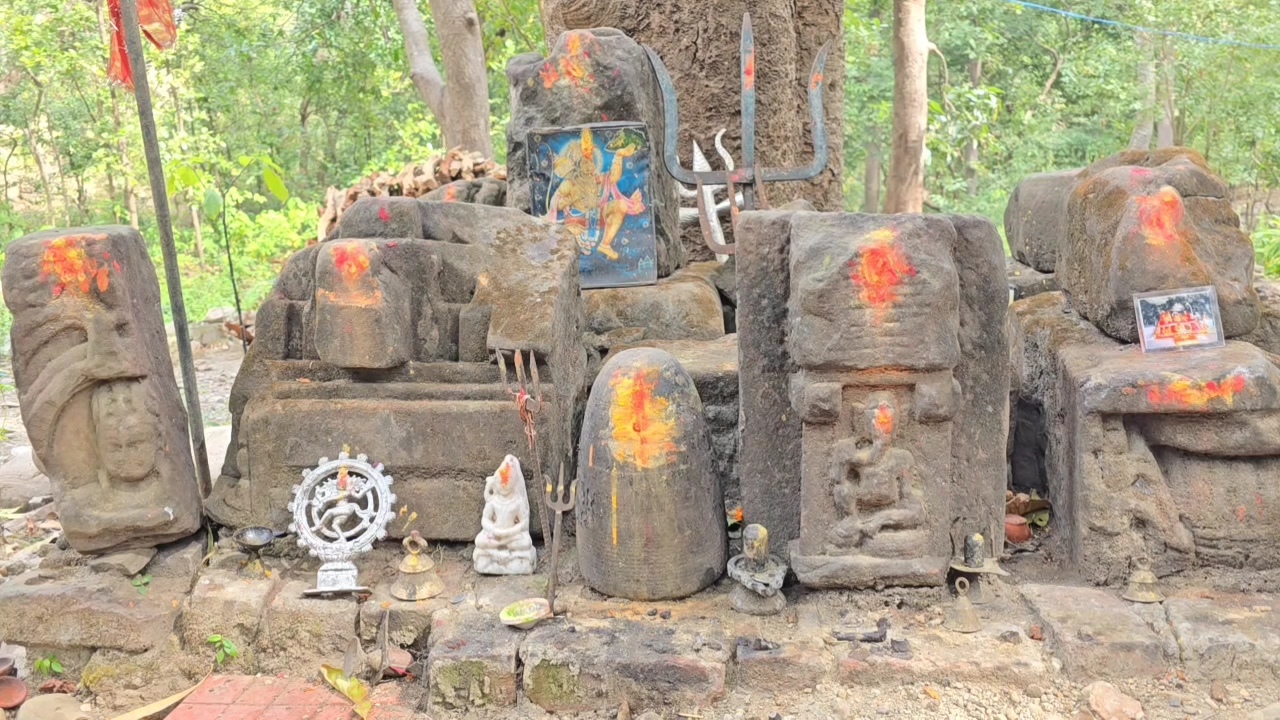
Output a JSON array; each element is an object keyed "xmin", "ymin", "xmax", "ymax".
[{"xmin": 233, "ymin": 526, "xmax": 276, "ymax": 552}]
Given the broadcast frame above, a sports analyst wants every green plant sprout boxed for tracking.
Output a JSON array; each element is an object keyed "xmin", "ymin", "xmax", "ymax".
[
  {"xmin": 34, "ymin": 654, "xmax": 63, "ymax": 677},
  {"xmin": 131, "ymin": 574, "xmax": 152, "ymax": 596},
  {"xmin": 207, "ymin": 634, "xmax": 240, "ymax": 666}
]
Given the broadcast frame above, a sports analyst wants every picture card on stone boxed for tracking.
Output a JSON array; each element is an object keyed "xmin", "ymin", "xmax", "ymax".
[
  {"xmin": 528, "ymin": 122, "xmax": 658, "ymax": 289},
  {"xmin": 1133, "ymin": 286, "xmax": 1225, "ymax": 353}
]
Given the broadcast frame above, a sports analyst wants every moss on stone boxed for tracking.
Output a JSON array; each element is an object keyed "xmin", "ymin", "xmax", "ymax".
[{"xmin": 526, "ymin": 661, "xmax": 581, "ymax": 707}]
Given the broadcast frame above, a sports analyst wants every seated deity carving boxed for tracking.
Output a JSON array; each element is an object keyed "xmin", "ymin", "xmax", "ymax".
[{"xmin": 826, "ymin": 393, "xmax": 925, "ymax": 554}]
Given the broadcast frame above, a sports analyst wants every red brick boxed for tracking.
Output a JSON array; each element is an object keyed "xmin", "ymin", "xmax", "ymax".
[
  {"xmin": 276, "ymin": 678, "xmax": 340, "ymax": 706},
  {"xmin": 187, "ymin": 675, "xmax": 255, "ymax": 704},
  {"xmin": 166, "ymin": 704, "xmax": 226, "ymax": 720},
  {"xmin": 218, "ymin": 707, "xmax": 271, "ymax": 720},
  {"xmin": 257, "ymin": 705, "xmax": 316, "ymax": 720},
  {"xmin": 235, "ymin": 677, "xmax": 287, "ymax": 706},
  {"xmin": 310, "ymin": 706, "xmax": 357, "ymax": 720}
]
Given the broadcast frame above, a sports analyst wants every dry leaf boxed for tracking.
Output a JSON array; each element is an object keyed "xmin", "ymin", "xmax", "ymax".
[
  {"xmin": 320, "ymin": 664, "xmax": 373, "ymax": 719},
  {"xmin": 924, "ymin": 686, "xmax": 941, "ymax": 701}
]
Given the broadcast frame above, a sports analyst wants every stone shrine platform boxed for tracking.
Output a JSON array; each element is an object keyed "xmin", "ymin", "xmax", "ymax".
[{"xmin": 1, "ymin": 532, "xmax": 1278, "ymax": 719}]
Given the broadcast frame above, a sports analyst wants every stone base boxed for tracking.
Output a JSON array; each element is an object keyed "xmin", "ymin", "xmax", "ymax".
[
  {"xmin": 790, "ymin": 544, "xmax": 949, "ymax": 589},
  {"xmin": 729, "ymin": 584, "xmax": 786, "ymax": 615},
  {"xmin": 1021, "ymin": 584, "xmax": 1171, "ymax": 680},
  {"xmin": 1006, "ymin": 256, "xmax": 1058, "ymax": 300},
  {"xmin": 584, "ymin": 262, "xmax": 725, "ymax": 343}
]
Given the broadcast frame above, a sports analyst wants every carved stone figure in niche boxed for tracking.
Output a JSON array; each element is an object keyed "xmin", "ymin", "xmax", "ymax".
[
  {"xmin": 1, "ymin": 227, "xmax": 202, "ymax": 553},
  {"xmin": 473, "ymin": 455, "xmax": 537, "ymax": 575},
  {"xmin": 828, "ymin": 392, "xmax": 925, "ymax": 553}
]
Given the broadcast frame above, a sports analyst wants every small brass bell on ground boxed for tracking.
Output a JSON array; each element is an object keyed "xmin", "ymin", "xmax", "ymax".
[
  {"xmin": 1122, "ymin": 558, "xmax": 1164, "ymax": 604},
  {"xmin": 946, "ymin": 577, "xmax": 982, "ymax": 634},
  {"xmin": 391, "ymin": 531, "xmax": 443, "ymax": 601}
]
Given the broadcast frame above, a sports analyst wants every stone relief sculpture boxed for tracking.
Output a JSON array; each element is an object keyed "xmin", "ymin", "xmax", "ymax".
[
  {"xmin": 1, "ymin": 227, "xmax": 202, "ymax": 553},
  {"xmin": 828, "ymin": 393, "xmax": 925, "ymax": 553},
  {"xmin": 473, "ymin": 455, "xmax": 537, "ymax": 575}
]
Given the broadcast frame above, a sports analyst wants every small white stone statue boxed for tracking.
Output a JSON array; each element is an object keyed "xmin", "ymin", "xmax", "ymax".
[{"xmin": 473, "ymin": 454, "xmax": 537, "ymax": 575}]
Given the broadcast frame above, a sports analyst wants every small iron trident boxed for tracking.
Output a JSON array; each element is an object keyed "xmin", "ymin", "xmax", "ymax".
[
  {"xmin": 643, "ymin": 14, "xmax": 832, "ymax": 256},
  {"xmin": 544, "ymin": 463, "xmax": 577, "ymax": 610},
  {"xmin": 497, "ymin": 349, "xmax": 554, "ymax": 552}
]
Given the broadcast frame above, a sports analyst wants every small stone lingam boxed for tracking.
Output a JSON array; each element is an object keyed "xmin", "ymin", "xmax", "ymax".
[
  {"xmin": 726, "ymin": 524, "xmax": 788, "ymax": 615},
  {"xmin": 948, "ymin": 531, "xmax": 1009, "ymax": 605},
  {"xmin": 473, "ymin": 455, "xmax": 537, "ymax": 575}
]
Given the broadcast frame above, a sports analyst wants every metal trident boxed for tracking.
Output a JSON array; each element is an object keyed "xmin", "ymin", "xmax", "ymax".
[
  {"xmin": 644, "ymin": 13, "xmax": 832, "ymax": 255},
  {"xmin": 543, "ymin": 462, "xmax": 576, "ymax": 610},
  {"xmin": 497, "ymin": 349, "xmax": 553, "ymax": 551}
]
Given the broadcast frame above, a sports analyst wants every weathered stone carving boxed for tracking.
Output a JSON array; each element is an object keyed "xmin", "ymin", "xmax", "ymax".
[
  {"xmin": 1, "ymin": 227, "xmax": 202, "ymax": 552},
  {"xmin": 1062, "ymin": 148, "xmax": 1260, "ymax": 342},
  {"xmin": 736, "ymin": 212, "xmax": 1009, "ymax": 587},
  {"xmin": 728, "ymin": 211, "xmax": 1010, "ymax": 588},
  {"xmin": 208, "ymin": 203, "xmax": 588, "ymax": 541},
  {"xmin": 1011, "ymin": 292, "xmax": 1280, "ymax": 583}
]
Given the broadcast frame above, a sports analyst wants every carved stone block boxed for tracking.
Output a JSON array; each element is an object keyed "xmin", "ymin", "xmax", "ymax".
[{"xmin": 1, "ymin": 226, "xmax": 201, "ymax": 552}]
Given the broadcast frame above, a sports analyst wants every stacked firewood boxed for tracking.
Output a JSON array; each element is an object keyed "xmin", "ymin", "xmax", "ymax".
[{"xmin": 316, "ymin": 148, "xmax": 507, "ymax": 241}]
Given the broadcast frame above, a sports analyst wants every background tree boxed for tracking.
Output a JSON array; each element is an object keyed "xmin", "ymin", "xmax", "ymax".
[
  {"xmin": 884, "ymin": 0, "xmax": 926, "ymax": 213},
  {"xmin": 391, "ymin": 0, "xmax": 493, "ymax": 156}
]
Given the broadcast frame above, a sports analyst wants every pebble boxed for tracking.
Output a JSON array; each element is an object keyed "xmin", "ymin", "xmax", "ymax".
[
  {"xmin": 1210, "ymin": 680, "xmax": 1227, "ymax": 702},
  {"xmin": 1026, "ymin": 685, "xmax": 1044, "ymax": 699},
  {"xmin": 647, "ymin": 608, "xmax": 657, "ymax": 617},
  {"xmin": 1170, "ymin": 698, "xmax": 1182, "ymax": 708},
  {"xmin": 660, "ymin": 610, "xmax": 671, "ymax": 619},
  {"xmin": 1000, "ymin": 630, "xmax": 1023, "ymax": 644}
]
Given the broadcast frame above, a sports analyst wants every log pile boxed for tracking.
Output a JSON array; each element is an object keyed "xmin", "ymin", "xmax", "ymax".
[{"xmin": 317, "ymin": 148, "xmax": 507, "ymax": 241}]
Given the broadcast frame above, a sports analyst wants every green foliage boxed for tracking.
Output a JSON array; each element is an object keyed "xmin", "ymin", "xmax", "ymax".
[
  {"xmin": 1255, "ymin": 216, "xmax": 1280, "ymax": 277},
  {"xmin": 34, "ymin": 654, "xmax": 63, "ymax": 677},
  {"xmin": 131, "ymin": 574, "xmax": 153, "ymax": 596},
  {"xmin": 207, "ymin": 634, "xmax": 240, "ymax": 666}
]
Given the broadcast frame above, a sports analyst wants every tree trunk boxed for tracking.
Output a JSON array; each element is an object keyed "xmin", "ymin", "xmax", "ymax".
[
  {"xmin": 539, "ymin": 0, "xmax": 846, "ymax": 211},
  {"xmin": 391, "ymin": 0, "xmax": 493, "ymax": 156},
  {"xmin": 884, "ymin": 0, "xmax": 927, "ymax": 214},
  {"xmin": 191, "ymin": 204, "xmax": 205, "ymax": 263},
  {"xmin": 25, "ymin": 92, "xmax": 54, "ymax": 224},
  {"xmin": 1155, "ymin": 37, "xmax": 1176, "ymax": 148},
  {"xmin": 110, "ymin": 90, "xmax": 140, "ymax": 228},
  {"xmin": 863, "ymin": 140, "xmax": 882, "ymax": 212},
  {"xmin": 1128, "ymin": 32, "xmax": 1156, "ymax": 151},
  {"xmin": 964, "ymin": 58, "xmax": 981, "ymax": 197}
]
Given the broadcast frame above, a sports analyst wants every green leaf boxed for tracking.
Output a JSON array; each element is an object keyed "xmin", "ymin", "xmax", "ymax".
[
  {"xmin": 207, "ymin": 634, "xmax": 222, "ymax": 643},
  {"xmin": 216, "ymin": 649, "xmax": 225, "ymax": 664},
  {"xmin": 263, "ymin": 166, "xmax": 289, "ymax": 202},
  {"xmin": 238, "ymin": 155, "xmax": 254, "ymax": 168},
  {"xmin": 202, "ymin": 188, "xmax": 223, "ymax": 219},
  {"xmin": 51, "ymin": 659, "xmax": 63, "ymax": 674}
]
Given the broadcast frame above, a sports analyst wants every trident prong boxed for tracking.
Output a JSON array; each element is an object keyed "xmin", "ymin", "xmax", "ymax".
[
  {"xmin": 543, "ymin": 462, "xmax": 576, "ymax": 610},
  {"xmin": 497, "ymin": 348, "xmax": 553, "ymax": 550},
  {"xmin": 644, "ymin": 13, "xmax": 832, "ymax": 255}
]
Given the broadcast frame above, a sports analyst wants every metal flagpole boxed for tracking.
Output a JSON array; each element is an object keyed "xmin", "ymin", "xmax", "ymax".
[{"xmin": 118, "ymin": 0, "xmax": 213, "ymax": 498}]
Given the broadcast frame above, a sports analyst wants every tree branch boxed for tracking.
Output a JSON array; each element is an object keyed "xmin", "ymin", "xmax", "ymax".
[
  {"xmin": 391, "ymin": 0, "xmax": 446, "ymax": 121},
  {"xmin": 1036, "ymin": 42, "xmax": 1063, "ymax": 104}
]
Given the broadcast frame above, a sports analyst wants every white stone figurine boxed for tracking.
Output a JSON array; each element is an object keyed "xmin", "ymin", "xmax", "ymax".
[{"xmin": 473, "ymin": 454, "xmax": 537, "ymax": 575}]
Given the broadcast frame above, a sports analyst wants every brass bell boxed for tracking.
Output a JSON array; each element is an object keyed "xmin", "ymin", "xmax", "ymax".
[
  {"xmin": 390, "ymin": 531, "xmax": 443, "ymax": 601},
  {"xmin": 1122, "ymin": 558, "xmax": 1164, "ymax": 604},
  {"xmin": 946, "ymin": 577, "xmax": 981, "ymax": 633}
]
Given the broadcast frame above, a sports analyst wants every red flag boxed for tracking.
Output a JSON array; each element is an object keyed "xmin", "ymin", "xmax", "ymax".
[{"xmin": 107, "ymin": 0, "xmax": 177, "ymax": 89}]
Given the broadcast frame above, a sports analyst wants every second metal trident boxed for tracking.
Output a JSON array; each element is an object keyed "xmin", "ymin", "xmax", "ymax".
[{"xmin": 643, "ymin": 14, "xmax": 832, "ymax": 255}]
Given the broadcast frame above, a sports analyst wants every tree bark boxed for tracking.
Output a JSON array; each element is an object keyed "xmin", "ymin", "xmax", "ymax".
[
  {"xmin": 1128, "ymin": 32, "xmax": 1156, "ymax": 151},
  {"xmin": 964, "ymin": 58, "xmax": 981, "ymax": 197},
  {"xmin": 1155, "ymin": 37, "xmax": 1176, "ymax": 148},
  {"xmin": 391, "ymin": 0, "xmax": 493, "ymax": 156},
  {"xmin": 25, "ymin": 91, "xmax": 54, "ymax": 224},
  {"xmin": 884, "ymin": 0, "xmax": 927, "ymax": 214},
  {"xmin": 540, "ymin": 0, "xmax": 846, "ymax": 212},
  {"xmin": 863, "ymin": 140, "xmax": 882, "ymax": 212},
  {"xmin": 191, "ymin": 204, "xmax": 205, "ymax": 263}
]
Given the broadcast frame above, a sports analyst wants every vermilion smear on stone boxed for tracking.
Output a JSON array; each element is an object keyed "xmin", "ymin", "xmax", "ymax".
[
  {"xmin": 850, "ymin": 229, "xmax": 916, "ymax": 308},
  {"xmin": 39, "ymin": 234, "xmax": 114, "ymax": 298},
  {"xmin": 332, "ymin": 242, "xmax": 371, "ymax": 284},
  {"xmin": 1145, "ymin": 373, "xmax": 1248, "ymax": 408},
  {"xmin": 873, "ymin": 402, "xmax": 895, "ymax": 437},
  {"xmin": 1136, "ymin": 187, "xmax": 1184, "ymax": 246}
]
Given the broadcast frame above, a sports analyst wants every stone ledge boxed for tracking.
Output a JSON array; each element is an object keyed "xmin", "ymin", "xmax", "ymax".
[
  {"xmin": 1167, "ymin": 592, "xmax": 1280, "ymax": 683},
  {"xmin": 426, "ymin": 608, "xmax": 522, "ymax": 710},
  {"xmin": 1021, "ymin": 584, "xmax": 1170, "ymax": 681}
]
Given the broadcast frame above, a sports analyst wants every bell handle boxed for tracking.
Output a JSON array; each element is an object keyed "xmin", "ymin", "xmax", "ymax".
[
  {"xmin": 403, "ymin": 534, "xmax": 428, "ymax": 555},
  {"xmin": 955, "ymin": 576, "xmax": 970, "ymax": 595}
]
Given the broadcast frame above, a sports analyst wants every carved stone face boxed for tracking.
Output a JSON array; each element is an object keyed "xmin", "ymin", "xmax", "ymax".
[{"xmin": 91, "ymin": 380, "xmax": 159, "ymax": 482}]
